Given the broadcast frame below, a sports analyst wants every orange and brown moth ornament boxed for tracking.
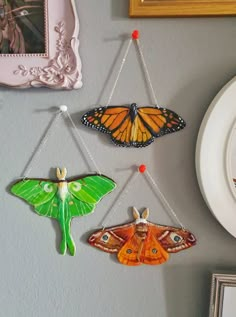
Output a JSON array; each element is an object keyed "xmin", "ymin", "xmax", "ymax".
[{"xmin": 88, "ymin": 207, "xmax": 196, "ymax": 266}]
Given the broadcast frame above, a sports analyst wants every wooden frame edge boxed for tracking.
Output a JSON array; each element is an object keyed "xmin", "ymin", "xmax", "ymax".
[{"xmin": 129, "ymin": 0, "xmax": 236, "ymax": 17}]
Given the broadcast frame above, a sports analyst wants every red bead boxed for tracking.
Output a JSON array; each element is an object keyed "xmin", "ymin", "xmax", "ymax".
[
  {"xmin": 132, "ymin": 30, "xmax": 139, "ymax": 40},
  {"xmin": 139, "ymin": 164, "xmax": 146, "ymax": 173}
]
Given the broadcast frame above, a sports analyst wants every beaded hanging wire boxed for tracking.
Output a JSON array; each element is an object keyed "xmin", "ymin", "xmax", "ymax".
[
  {"xmin": 100, "ymin": 164, "xmax": 186, "ymax": 230},
  {"xmin": 106, "ymin": 30, "xmax": 159, "ymax": 107},
  {"xmin": 21, "ymin": 105, "xmax": 101, "ymax": 179},
  {"xmin": 81, "ymin": 30, "xmax": 186, "ymax": 148}
]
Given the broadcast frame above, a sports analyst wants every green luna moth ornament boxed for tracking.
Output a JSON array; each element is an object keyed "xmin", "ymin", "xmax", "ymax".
[{"xmin": 11, "ymin": 168, "xmax": 116, "ymax": 256}]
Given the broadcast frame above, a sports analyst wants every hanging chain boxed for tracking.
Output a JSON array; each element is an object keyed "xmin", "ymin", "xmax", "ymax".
[
  {"xmin": 135, "ymin": 39, "xmax": 159, "ymax": 107},
  {"xmin": 106, "ymin": 39, "xmax": 132, "ymax": 107},
  {"xmin": 145, "ymin": 169, "xmax": 185, "ymax": 229},
  {"xmin": 106, "ymin": 32, "xmax": 159, "ymax": 107},
  {"xmin": 21, "ymin": 110, "xmax": 62, "ymax": 179},
  {"xmin": 100, "ymin": 170, "xmax": 139, "ymax": 228},
  {"xmin": 66, "ymin": 110, "xmax": 102, "ymax": 174},
  {"xmin": 100, "ymin": 164, "xmax": 186, "ymax": 230},
  {"xmin": 20, "ymin": 106, "xmax": 102, "ymax": 179}
]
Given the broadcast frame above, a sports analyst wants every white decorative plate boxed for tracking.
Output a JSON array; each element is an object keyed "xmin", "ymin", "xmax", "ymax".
[{"xmin": 196, "ymin": 76, "xmax": 236, "ymax": 237}]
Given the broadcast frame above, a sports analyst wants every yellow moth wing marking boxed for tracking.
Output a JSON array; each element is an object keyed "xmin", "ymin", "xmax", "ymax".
[
  {"xmin": 101, "ymin": 114, "xmax": 109, "ymax": 124},
  {"xmin": 138, "ymin": 108, "xmax": 162, "ymax": 115},
  {"xmin": 121, "ymin": 130, "xmax": 127, "ymax": 143},
  {"xmin": 119, "ymin": 119, "xmax": 129, "ymax": 132}
]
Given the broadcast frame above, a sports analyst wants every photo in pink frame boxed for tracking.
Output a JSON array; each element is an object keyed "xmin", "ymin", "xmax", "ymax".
[{"xmin": 0, "ymin": 0, "xmax": 82, "ymax": 89}]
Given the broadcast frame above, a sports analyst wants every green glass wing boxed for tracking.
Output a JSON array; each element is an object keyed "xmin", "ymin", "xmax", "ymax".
[
  {"xmin": 11, "ymin": 179, "xmax": 58, "ymax": 207},
  {"xmin": 35, "ymin": 195, "xmax": 60, "ymax": 218},
  {"xmin": 65, "ymin": 193, "xmax": 95, "ymax": 217},
  {"xmin": 36, "ymin": 192, "xmax": 95, "ymax": 219},
  {"xmin": 68, "ymin": 175, "xmax": 116, "ymax": 204}
]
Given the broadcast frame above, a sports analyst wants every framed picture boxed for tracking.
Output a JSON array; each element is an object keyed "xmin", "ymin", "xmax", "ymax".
[
  {"xmin": 129, "ymin": 0, "xmax": 236, "ymax": 17},
  {"xmin": 196, "ymin": 76, "xmax": 236, "ymax": 238},
  {"xmin": 0, "ymin": 0, "xmax": 82, "ymax": 89},
  {"xmin": 209, "ymin": 273, "xmax": 236, "ymax": 317}
]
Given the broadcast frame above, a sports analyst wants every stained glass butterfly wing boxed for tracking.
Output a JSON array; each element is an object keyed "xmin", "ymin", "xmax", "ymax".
[
  {"xmin": 88, "ymin": 221, "xmax": 196, "ymax": 265},
  {"xmin": 116, "ymin": 224, "xmax": 170, "ymax": 266},
  {"xmin": 68, "ymin": 175, "xmax": 116, "ymax": 205},
  {"xmin": 11, "ymin": 179, "xmax": 59, "ymax": 218},
  {"xmin": 81, "ymin": 106, "xmax": 130, "ymax": 135},
  {"xmin": 81, "ymin": 106, "xmax": 154, "ymax": 147},
  {"xmin": 111, "ymin": 111, "xmax": 154, "ymax": 147},
  {"xmin": 139, "ymin": 231, "xmax": 170, "ymax": 265},
  {"xmin": 88, "ymin": 222, "xmax": 136, "ymax": 253},
  {"xmin": 111, "ymin": 106, "xmax": 186, "ymax": 148},
  {"xmin": 11, "ymin": 174, "xmax": 116, "ymax": 256},
  {"xmin": 149, "ymin": 224, "xmax": 197, "ymax": 253},
  {"xmin": 11, "ymin": 175, "xmax": 116, "ymax": 218},
  {"xmin": 81, "ymin": 105, "xmax": 186, "ymax": 148},
  {"xmin": 67, "ymin": 175, "xmax": 116, "ymax": 217},
  {"xmin": 137, "ymin": 107, "xmax": 186, "ymax": 137},
  {"xmin": 117, "ymin": 233, "xmax": 144, "ymax": 266}
]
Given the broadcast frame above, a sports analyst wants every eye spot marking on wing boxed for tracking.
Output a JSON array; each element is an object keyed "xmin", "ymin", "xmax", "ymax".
[
  {"xmin": 53, "ymin": 203, "xmax": 57, "ymax": 207},
  {"xmin": 43, "ymin": 184, "xmax": 54, "ymax": 193},
  {"xmin": 152, "ymin": 248, "xmax": 158, "ymax": 254},
  {"xmin": 72, "ymin": 183, "xmax": 81, "ymax": 191},
  {"xmin": 101, "ymin": 233, "xmax": 111, "ymax": 243},
  {"xmin": 69, "ymin": 201, "xmax": 74, "ymax": 205},
  {"xmin": 126, "ymin": 249, "xmax": 132, "ymax": 254},
  {"xmin": 170, "ymin": 232, "xmax": 183, "ymax": 244}
]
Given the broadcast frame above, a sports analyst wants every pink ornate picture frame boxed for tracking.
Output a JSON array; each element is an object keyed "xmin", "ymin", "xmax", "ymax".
[{"xmin": 0, "ymin": 0, "xmax": 82, "ymax": 90}]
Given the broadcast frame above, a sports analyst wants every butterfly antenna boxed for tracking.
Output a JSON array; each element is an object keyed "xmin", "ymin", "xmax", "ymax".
[
  {"xmin": 61, "ymin": 168, "xmax": 67, "ymax": 179},
  {"xmin": 132, "ymin": 207, "xmax": 140, "ymax": 220},
  {"xmin": 142, "ymin": 208, "xmax": 149, "ymax": 220},
  {"xmin": 56, "ymin": 167, "xmax": 67, "ymax": 180}
]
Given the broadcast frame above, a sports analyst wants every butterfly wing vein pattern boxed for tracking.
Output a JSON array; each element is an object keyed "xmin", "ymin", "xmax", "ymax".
[
  {"xmin": 88, "ymin": 209, "xmax": 196, "ymax": 266},
  {"xmin": 11, "ymin": 171, "xmax": 116, "ymax": 256},
  {"xmin": 81, "ymin": 104, "xmax": 186, "ymax": 148}
]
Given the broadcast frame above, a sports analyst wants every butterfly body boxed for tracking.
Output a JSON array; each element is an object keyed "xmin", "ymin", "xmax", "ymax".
[
  {"xmin": 11, "ymin": 168, "xmax": 116, "ymax": 256},
  {"xmin": 89, "ymin": 208, "xmax": 196, "ymax": 266},
  {"xmin": 57, "ymin": 181, "xmax": 68, "ymax": 201},
  {"xmin": 129, "ymin": 103, "xmax": 138, "ymax": 123},
  {"xmin": 81, "ymin": 103, "xmax": 186, "ymax": 148}
]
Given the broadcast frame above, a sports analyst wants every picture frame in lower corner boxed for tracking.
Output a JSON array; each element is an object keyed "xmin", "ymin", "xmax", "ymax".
[
  {"xmin": 209, "ymin": 273, "xmax": 236, "ymax": 317},
  {"xmin": 0, "ymin": 0, "xmax": 82, "ymax": 90}
]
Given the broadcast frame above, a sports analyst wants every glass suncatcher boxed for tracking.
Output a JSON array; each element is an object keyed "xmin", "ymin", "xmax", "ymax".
[
  {"xmin": 89, "ymin": 207, "xmax": 196, "ymax": 266},
  {"xmin": 10, "ymin": 106, "xmax": 116, "ymax": 256},
  {"xmin": 88, "ymin": 165, "xmax": 196, "ymax": 266},
  {"xmin": 11, "ymin": 168, "xmax": 116, "ymax": 256},
  {"xmin": 81, "ymin": 30, "xmax": 186, "ymax": 148}
]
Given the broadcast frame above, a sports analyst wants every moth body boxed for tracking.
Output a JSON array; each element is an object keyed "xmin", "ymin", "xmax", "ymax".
[
  {"xmin": 135, "ymin": 223, "xmax": 148, "ymax": 241},
  {"xmin": 88, "ymin": 207, "xmax": 196, "ymax": 266},
  {"xmin": 57, "ymin": 181, "xmax": 68, "ymax": 202},
  {"xmin": 130, "ymin": 103, "xmax": 138, "ymax": 123},
  {"xmin": 11, "ymin": 167, "xmax": 116, "ymax": 256}
]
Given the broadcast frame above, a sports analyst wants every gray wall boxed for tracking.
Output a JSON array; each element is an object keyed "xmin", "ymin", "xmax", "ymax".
[{"xmin": 1, "ymin": 1, "xmax": 236, "ymax": 316}]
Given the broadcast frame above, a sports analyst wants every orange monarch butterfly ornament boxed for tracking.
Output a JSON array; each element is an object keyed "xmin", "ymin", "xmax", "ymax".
[
  {"xmin": 88, "ymin": 207, "xmax": 196, "ymax": 266},
  {"xmin": 81, "ymin": 103, "xmax": 186, "ymax": 148}
]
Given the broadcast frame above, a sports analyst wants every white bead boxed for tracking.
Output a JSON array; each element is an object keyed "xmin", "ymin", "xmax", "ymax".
[{"xmin": 59, "ymin": 105, "xmax": 68, "ymax": 112}]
